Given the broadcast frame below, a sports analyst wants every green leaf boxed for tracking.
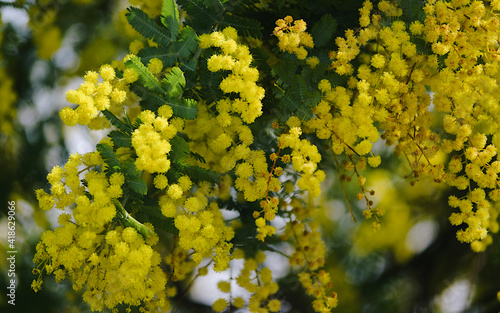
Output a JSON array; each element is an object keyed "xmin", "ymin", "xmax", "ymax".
[
  {"xmin": 169, "ymin": 135, "xmax": 190, "ymax": 163},
  {"xmin": 131, "ymin": 84, "xmax": 198, "ymax": 119},
  {"xmin": 172, "ymin": 26, "xmax": 199, "ymax": 62},
  {"xmin": 190, "ymin": 151, "xmax": 206, "ymax": 163},
  {"xmin": 176, "ymin": 0, "xmax": 218, "ymax": 34},
  {"xmin": 311, "ymin": 14, "xmax": 337, "ymax": 48},
  {"xmin": 131, "ymin": 84, "xmax": 168, "ymax": 112},
  {"xmin": 174, "ymin": 163, "xmax": 220, "ymax": 184},
  {"xmin": 199, "ymin": 66, "xmax": 225, "ymax": 105},
  {"xmin": 125, "ymin": 55, "xmax": 165, "ymax": 93},
  {"xmin": 169, "ymin": 98, "xmax": 198, "ymax": 120},
  {"xmin": 128, "ymin": 178, "xmax": 148, "ymax": 195},
  {"xmin": 136, "ymin": 205, "xmax": 179, "ymax": 235},
  {"xmin": 275, "ymin": 75, "xmax": 321, "ymax": 121},
  {"xmin": 400, "ymin": 0, "xmax": 426, "ymax": 23},
  {"xmin": 219, "ymin": 14, "xmax": 263, "ymax": 39},
  {"xmin": 272, "ymin": 58, "xmax": 299, "ymax": 87},
  {"xmin": 126, "ymin": 7, "xmax": 171, "ymax": 46},
  {"xmin": 109, "ymin": 130, "xmax": 132, "ymax": 148},
  {"xmin": 96, "ymin": 143, "xmax": 121, "ymax": 173},
  {"xmin": 161, "ymin": 67, "xmax": 185, "ymax": 97},
  {"xmin": 102, "ymin": 109, "xmax": 132, "ymax": 133},
  {"xmin": 122, "ymin": 160, "xmax": 148, "ymax": 195},
  {"xmin": 180, "ymin": 48, "xmax": 202, "ymax": 73},
  {"xmin": 113, "ymin": 199, "xmax": 153, "ymax": 238},
  {"xmin": 137, "ymin": 46, "xmax": 178, "ymax": 68},
  {"xmin": 161, "ymin": 0, "xmax": 180, "ymax": 42}
]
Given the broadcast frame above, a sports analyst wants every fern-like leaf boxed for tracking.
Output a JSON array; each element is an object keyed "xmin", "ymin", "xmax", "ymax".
[
  {"xmin": 121, "ymin": 160, "xmax": 148, "ymax": 195},
  {"xmin": 126, "ymin": 7, "xmax": 171, "ymax": 47},
  {"xmin": 131, "ymin": 85, "xmax": 198, "ymax": 119},
  {"xmin": 125, "ymin": 55, "xmax": 165, "ymax": 93},
  {"xmin": 161, "ymin": 67, "xmax": 185, "ymax": 97},
  {"xmin": 97, "ymin": 143, "xmax": 121, "ymax": 173},
  {"xmin": 199, "ymin": 66, "xmax": 225, "ymax": 105},
  {"xmin": 272, "ymin": 58, "xmax": 299, "ymax": 87},
  {"xmin": 169, "ymin": 135, "xmax": 190, "ymax": 163},
  {"xmin": 102, "ymin": 109, "xmax": 132, "ymax": 133},
  {"xmin": 131, "ymin": 85, "xmax": 167, "ymax": 112},
  {"xmin": 174, "ymin": 163, "xmax": 220, "ymax": 184},
  {"xmin": 176, "ymin": 0, "xmax": 219, "ymax": 34},
  {"xmin": 161, "ymin": 0, "xmax": 180, "ymax": 42},
  {"xmin": 400, "ymin": 0, "xmax": 426, "ymax": 23},
  {"xmin": 274, "ymin": 75, "xmax": 321, "ymax": 121},
  {"xmin": 167, "ymin": 98, "xmax": 198, "ymax": 120},
  {"xmin": 219, "ymin": 14, "xmax": 263, "ymax": 39},
  {"xmin": 311, "ymin": 14, "xmax": 337, "ymax": 48},
  {"xmin": 136, "ymin": 205, "xmax": 179, "ymax": 235},
  {"xmin": 172, "ymin": 26, "xmax": 199, "ymax": 62},
  {"xmin": 109, "ymin": 130, "xmax": 132, "ymax": 148},
  {"xmin": 137, "ymin": 46, "xmax": 178, "ymax": 68}
]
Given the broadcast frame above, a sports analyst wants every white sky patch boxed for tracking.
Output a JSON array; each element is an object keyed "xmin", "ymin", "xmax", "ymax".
[
  {"xmin": 1, "ymin": 6, "xmax": 29, "ymax": 33},
  {"xmin": 405, "ymin": 220, "xmax": 438, "ymax": 254},
  {"xmin": 189, "ymin": 259, "xmax": 249, "ymax": 306},
  {"xmin": 433, "ymin": 279, "xmax": 474, "ymax": 313}
]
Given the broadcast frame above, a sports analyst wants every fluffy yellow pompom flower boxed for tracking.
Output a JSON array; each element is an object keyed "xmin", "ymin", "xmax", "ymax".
[
  {"xmin": 123, "ymin": 68, "xmax": 139, "ymax": 83},
  {"xmin": 154, "ymin": 174, "xmax": 169, "ymax": 189},
  {"xmin": 217, "ymin": 281, "xmax": 231, "ymax": 293},
  {"xmin": 59, "ymin": 107, "xmax": 78, "ymax": 126},
  {"xmin": 306, "ymin": 56, "xmax": 320, "ymax": 68},
  {"xmin": 99, "ymin": 64, "xmax": 115, "ymax": 81},
  {"xmin": 168, "ymin": 184, "xmax": 183, "ymax": 199},
  {"xmin": 212, "ymin": 298, "xmax": 228, "ymax": 312},
  {"xmin": 148, "ymin": 58, "xmax": 163, "ymax": 74},
  {"xmin": 268, "ymin": 299, "xmax": 282, "ymax": 312}
]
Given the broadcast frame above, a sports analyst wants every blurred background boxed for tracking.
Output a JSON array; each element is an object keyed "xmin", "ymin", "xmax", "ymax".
[{"xmin": 1, "ymin": 0, "xmax": 500, "ymax": 312}]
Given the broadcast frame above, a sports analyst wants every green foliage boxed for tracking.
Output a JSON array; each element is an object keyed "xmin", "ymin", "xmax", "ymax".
[
  {"xmin": 137, "ymin": 47, "xmax": 178, "ymax": 68},
  {"xmin": 173, "ymin": 163, "xmax": 220, "ymax": 184},
  {"xmin": 126, "ymin": 7, "xmax": 172, "ymax": 47},
  {"xmin": 108, "ymin": 130, "xmax": 132, "ymax": 148},
  {"xmin": 113, "ymin": 199, "xmax": 153, "ymax": 237},
  {"xmin": 161, "ymin": 0, "xmax": 180, "ymax": 42},
  {"xmin": 136, "ymin": 205, "xmax": 179, "ymax": 235},
  {"xmin": 274, "ymin": 75, "xmax": 321, "ymax": 121},
  {"xmin": 172, "ymin": 26, "xmax": 200, "ymax": 65},
  {"xmin": 96, "ymin": 142, "xmax": 121, "ymax": 173},
  {"xmin": 125, "ymin": 55, "xmax": 164, "ymax": 93},
  {"xmin": 121, "ymin": 160, "xmax": 148, "ymax": 195},
  {"xmin": 161, "ymin": 66, "xmax": 186, "ymax": 97},
  {"xmin": 400, "ymin": 0, "xmax": 426, "ymax": 23},
  {"xmin": 169, "ymin": 135, "xmax": 190, "ymax": 164},
  {"xmin": 102, "ymin": 109, "xmax": 133, "ymax": 133},
  {"xmin": 198, "ymin": 62, "xmax": 225, "ymax": 105},
  {"xmin": 176, "ymin": 0, "xmax": 263, "ymax": 38},
  {"xmin": 311, "ymin": 14, "xmax": 337, "ymax": 48}
]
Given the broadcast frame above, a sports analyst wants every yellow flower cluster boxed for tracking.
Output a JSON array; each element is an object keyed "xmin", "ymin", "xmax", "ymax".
[
  {"xmin": 33, "ymin": 148, "xmax": 168, "ymax": 311},
  {"xmin": 34, "ymin": 224, "xmax": 168, "ymax": 312},
  {"xmin": 278, "ymin": 123, "xmax": 325, "ymax": 197},
  {"xmin": 164, "ymin": 244, "xmax": 197, "ymax": 283},
  {"xmin": 131, "ymin": 107, "xmax": 177, "ymax": 173},
  {"xmin": 60, "ymin": 63, "xmax": 129, "ymax": 129},
  {"xmin": 231, "ymin": 250, "xmax": 281, "ymax": 313},
  {"xmin": 200, "ymin": 27, "xmax": 265, "ymax": 124},
  {"xmin": 282, "ymin": 199, "xmax": 337, "ymax": 312},
  {"xmin": 174, "ymin": 201, "xmax": 234, "ymax": 271},
  {"xmin": 273, "ymin": 15, "xmax": 314, "ymax": 59},
  {"xmin": 324, "ymin": 0, "xmax": 500, "ymax": 250}
]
